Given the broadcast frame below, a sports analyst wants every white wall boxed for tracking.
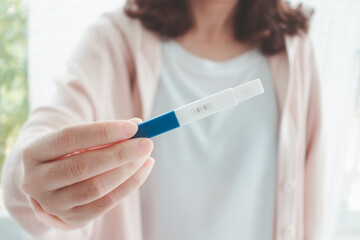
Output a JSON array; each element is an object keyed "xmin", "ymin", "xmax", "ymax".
[{"xmin": 28, "ymin": 0, "xmax": 125, "ymax": 109}]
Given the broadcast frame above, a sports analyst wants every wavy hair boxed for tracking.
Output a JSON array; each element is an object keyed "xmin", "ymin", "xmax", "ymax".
[{"xmin": 125, "ymin": 0, "xmax": 313, "ymax": 55}]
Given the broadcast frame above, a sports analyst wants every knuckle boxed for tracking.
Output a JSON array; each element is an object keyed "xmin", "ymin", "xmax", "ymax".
[
  {"xmin": 113, "ymin": 144, "xmax": 127, "ymax": 163},
  {"xmin": 42, "ymin": 203, "xmax": 54, "ymax": 214},
  {"xmin": 45, "ymin": 163, "xmax": 63, "ymax": 180},
  {"xmin": 66, "ymin": 159, "xmax": 84, "ymax": 180},
  {"xmin": 98, "ymin": 124, "xmax": 111, "ymax": 142},
  {"xmin": 41, "ymin": 198, "xmax": 57, "ymax": 215},
  {"xmin": 97, "ymin": 192, "xmax": 117, "ymax": 209},
  {"xmin": 86, "ymin": 179, "xmax": 106, "ymax": 199},
  {"xmin": 56, "ymin": 128, "xmax": 75, "ymax": 147},
  {"xmin": 125, "ymin": 161, "xmax": 137, "ymax": 174},
  {"xmin": 128, "ymin": 174, "xmax": 142, "ymax": 189}
]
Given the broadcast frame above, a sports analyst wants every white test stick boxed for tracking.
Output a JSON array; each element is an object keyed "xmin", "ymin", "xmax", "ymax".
[{"xmin": 132, "ymin": 79, "xmax": 264, "ymax": 138}]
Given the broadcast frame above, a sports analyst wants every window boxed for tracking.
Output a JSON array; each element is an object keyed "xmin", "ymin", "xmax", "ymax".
[{"xmin": 0, "ymin": 0, "xmax": 29, "ymax": 211}]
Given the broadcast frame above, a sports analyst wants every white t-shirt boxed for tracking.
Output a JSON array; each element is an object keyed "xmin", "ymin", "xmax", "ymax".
[{"xmin": 140, "ymin": 40, "xmax": 279, "ymax": 240}]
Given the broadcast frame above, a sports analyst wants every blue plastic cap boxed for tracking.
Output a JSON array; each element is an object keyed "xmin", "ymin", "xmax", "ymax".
[{"xmin": 131, "ymin": 111, "xmax": 180, "ymax": 138}]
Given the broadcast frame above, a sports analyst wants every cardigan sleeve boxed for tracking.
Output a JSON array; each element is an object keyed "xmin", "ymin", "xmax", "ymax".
[
  {"xmin": 1, "ymin": 16, "xmax": 126, "ymax": 239},
  {"xmin": 304, "ymin": 36, "xmax": 326, "ymax": 240}
]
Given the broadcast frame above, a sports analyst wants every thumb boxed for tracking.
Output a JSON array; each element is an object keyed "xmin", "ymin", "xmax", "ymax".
[{"xmin": 129, "ymin": 118, "xmax": 143, "ymax": 125}]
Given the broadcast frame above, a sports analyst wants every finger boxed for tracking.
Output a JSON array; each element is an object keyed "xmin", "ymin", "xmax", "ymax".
[
  {"xmin": 129, "ymin": 118, "xmax": 143, "ymax": 125},
  {"xmin": 41, "ymin": 138, "xmax": 153, "ymax": 190},
  {"xmin": 28, "ymin": 197, "xmax": 74, "ymax": 230},
  {"xmin": 27, "ymin": 120, "xmax": 138, "ymax": 162},
  {"xmin": 52, "ymin": 157, "xmax": 150, "ymax": 210},
  {"xmin": 65, "ymin": 158, "xmax": 155, "ymax": 227}
]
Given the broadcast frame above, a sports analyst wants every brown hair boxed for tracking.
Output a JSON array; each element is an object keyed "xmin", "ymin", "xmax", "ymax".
[{"xmin": 125, "ymin": 0, "xmax": 313, "ymax": 55}]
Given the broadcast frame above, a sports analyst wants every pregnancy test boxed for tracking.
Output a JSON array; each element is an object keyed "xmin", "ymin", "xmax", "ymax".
[{"xmin": 132, "ymin": 79, "xmax": 264, "ymax": 138}]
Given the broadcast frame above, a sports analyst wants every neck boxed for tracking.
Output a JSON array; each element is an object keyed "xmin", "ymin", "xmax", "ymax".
[
  {"xmin": 176, "ymin": 0, "xmax": 249, "ymax": 62},
  {"xmin": 188, "ymin": 0, "xmax": 238, "ymax": 42}
]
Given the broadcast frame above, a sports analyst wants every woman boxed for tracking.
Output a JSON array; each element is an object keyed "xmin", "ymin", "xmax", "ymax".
[{"xmin": 2, "ymin": 0, "xmax": 324, "ymax": 239}]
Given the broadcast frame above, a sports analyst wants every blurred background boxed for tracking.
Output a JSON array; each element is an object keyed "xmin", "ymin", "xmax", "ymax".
[{"xmin": 0, "ymin": 0, "xmax": 359, "ymax": 239}]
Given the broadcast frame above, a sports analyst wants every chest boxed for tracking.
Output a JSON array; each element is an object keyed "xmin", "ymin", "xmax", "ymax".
[{"xmin": 150, "ymin": 42, "xmax": 279, "ymax": 166}]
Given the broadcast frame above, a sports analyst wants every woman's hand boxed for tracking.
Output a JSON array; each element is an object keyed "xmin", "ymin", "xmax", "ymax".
[{"xmin": 21, "ymin": 119, "xmax": 154, "ymax": 228}]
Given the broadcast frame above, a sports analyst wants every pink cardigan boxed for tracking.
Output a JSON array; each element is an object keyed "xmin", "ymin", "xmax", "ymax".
[{"xmin": 2, "ymin": 8, "xmax": 325, "ymax": 240}]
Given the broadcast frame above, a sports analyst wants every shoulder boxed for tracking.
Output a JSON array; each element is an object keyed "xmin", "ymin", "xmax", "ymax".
[
  {"xmin": 286, "ymin": 32, "xmax": 321, "ymax": 104},
  {"xmin": 284, "ymin": 32, "xmax": 319, "ymax": 87},
  {"xmin": 74, "ymin": 8, "xmax": 140, "ymax": 52},
  {"xmin": 69, "ymin": 8, "xmax": 161, "ymax": 69},
  {"xmin": 87, "ymin": 8, "xmax": 160, "ymax": 51},
  {"xmin": 285, "ymin": 32, "xmax": 316, "ymax": 63},
  {"xmin": 74, "ymin": 8, "xmax": 161, "ymax": 72},
  {"xmin": 96, "ymin": 8, "xmax": 141, "ymax": 38}
]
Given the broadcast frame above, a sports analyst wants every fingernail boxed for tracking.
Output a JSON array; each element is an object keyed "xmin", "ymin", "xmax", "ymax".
[
  {"xmin": 122, "ymin": 121, "xmax": 138, "ymax": 137},
  {"xmin": 137, "ymin": 139, "xmax": 153, "ymax": 154},
  {"xmin": 144, "ymin": 157, "xmax": 155, "ymax": 168},
  {"xmin": 130, "ymin": 118, "xmax": 144, "ymax": 124}
]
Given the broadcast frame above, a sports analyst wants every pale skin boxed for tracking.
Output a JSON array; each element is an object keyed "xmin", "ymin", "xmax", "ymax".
[
  {"xmin": 177, "ymin": 0, "xmax": 250, "ymax": 61},
  {"xmin": 22, "ymin": 0, "xmax": 247, "ymax": 228},
  {"xmin": 22, "ymin": 118, "xmax": 154, "ymax": 228}
]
